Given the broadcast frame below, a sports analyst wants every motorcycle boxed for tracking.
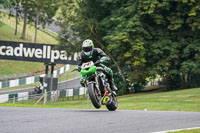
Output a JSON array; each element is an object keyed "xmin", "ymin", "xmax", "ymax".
[{"xmin": 74, "ymin": 61, "xmax": 118, "ymax": 111}]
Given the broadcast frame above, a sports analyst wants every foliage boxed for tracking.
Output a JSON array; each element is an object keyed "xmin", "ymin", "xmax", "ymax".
[
  {"xmin": 26, "ymin": 0, "xmax": 60, "ymax": 28},
  {"xmin": 57, "ymin": 0, "xmax": 200, "ymax": 92},
  {"xmin": 0, "ymin": 0, "xmax": 12, "ymax": 8}
]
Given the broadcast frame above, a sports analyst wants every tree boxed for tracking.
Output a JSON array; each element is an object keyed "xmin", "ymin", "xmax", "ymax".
[
  {"xmin": 9, "ymin": 0, "xmax": 21, "ymax": 35},
  {"xmin": 102, "ymin": 0, "xmax": 200, "ymax": 89},
  {"xmin": 58, "ymin": 0, "xmax": 200, "ymax": 92},
  {"xmin": 0, "ymin": 0, "xmax": 21, "ymax": 35},
  {"xmin": 58, "ymin": 0, "xmax": 127, "ymax": 84},
  {"xmin": 0, "ymin": 0, "xmax": 12, "ymax": 8},
  {"xmin": 138, "ymin": 0, "xmax": 200, "ymax": 89},
  {"xmin": 32, "ymin": 0, "xmax": 60, "ymax": 43},
  {"xmin": 21, "ymin": 0, "xmax": 34, "ymax": 40},
  {"xmin": 20, "ymin": 0, "xmax": 59, "ymax": 41}
]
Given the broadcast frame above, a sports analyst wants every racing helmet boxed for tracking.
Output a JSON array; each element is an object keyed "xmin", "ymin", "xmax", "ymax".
[{"xmin": 82, "ymin": 39, "xmax": 94, "ymax": 57}]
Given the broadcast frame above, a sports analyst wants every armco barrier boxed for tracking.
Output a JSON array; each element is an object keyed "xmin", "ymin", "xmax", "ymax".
[{"xmin": 0, "ymin": 64, "xmax": 71, "ymax": 89}]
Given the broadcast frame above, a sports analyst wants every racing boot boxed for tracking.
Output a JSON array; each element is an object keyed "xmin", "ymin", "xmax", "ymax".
[
  {"xmin": 103, "ymin": 66, "xmax": 118, "ymax": 91},
  {"xmin": 109, "ymin": 79, "xmax": 118, "ymax": 91}
]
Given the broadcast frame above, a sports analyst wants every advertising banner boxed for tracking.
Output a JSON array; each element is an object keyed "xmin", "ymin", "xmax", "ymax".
[{"xmin": 0, "ymin": 41, "xmax": 79, "ymax": 65}]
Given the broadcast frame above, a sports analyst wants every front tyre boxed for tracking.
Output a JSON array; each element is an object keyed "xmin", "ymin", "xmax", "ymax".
[
  {"xmin": 106, "ymin": 93, "xmax": 118, "ymax": 111},
  {"xmin": 88, "ymin": 83, "xmax": 101, "ymax": 109}
]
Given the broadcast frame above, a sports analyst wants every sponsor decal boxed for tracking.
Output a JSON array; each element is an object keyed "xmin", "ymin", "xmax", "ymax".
[{"xmin": 0, "ymin": 41, "xmax": 79, "ymax": 64}]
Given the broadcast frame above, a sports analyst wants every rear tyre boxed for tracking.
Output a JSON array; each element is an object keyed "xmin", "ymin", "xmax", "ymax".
[
  {"xmin": 106, "ymin": 93, "xmax": 118, "ymax": 111},
  {"xmin": 88, "ymin": 83, "xmax": 101, "ymax": 109}
]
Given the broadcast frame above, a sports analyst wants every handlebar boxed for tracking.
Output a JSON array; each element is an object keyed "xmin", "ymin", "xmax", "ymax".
[
  {"xmin": 96, "ymin": 67, "xmax": 104, "ymax": 71},
  {"xmin": 72, "ymin": 62, "xmax": 105, "ymax": 72}
]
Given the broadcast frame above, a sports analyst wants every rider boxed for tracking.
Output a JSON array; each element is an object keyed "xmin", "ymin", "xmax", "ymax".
[{"xmin": 78, "ymin": 39, "xmax": 118, "ymax": 91}]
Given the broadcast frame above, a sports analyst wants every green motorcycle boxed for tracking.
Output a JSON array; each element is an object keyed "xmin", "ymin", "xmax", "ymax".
[{"xmin": 74, "ymin": 61, "xmax": 118, "ymax": 111}]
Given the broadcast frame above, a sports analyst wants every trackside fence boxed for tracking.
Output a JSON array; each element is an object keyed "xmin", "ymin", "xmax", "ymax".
[{"xmin": 1, "ymin": 87, "xmax": 88, "ymax": 104}]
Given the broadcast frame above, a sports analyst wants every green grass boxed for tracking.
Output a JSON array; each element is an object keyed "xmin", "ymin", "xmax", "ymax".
[
  {"xmin": 0, "ymin": 10, "xmax": 57, "ymax": 44},
  {"xmin": 0, "ymin": 59, "xmax": 44, "ymax": 76},
  {"xmin": 0, "ymin": 88, "xmax": 200, "ymax": 112},
  {"xmin": 117, "ymin": 88, "xmax": 200, "ymax": 112},
  {"xmin": 168, "ymin": 128, "xmax": 200, "ymax": 133},
  {"xmin": 0, "ymin": 21, "xmax": 26, "ymax": 42}
]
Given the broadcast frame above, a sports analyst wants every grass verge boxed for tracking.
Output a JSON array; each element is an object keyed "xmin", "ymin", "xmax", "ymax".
[
  {"xmin": 0, "ymin": 10, "xmax": 57, "ymax": 44},
  {"xmin": 117, "ymin": 88, "xmax": 200, "ymax": 112},
  {"xmin": 0, "ymin": 88, "xmax": 200, "ymax": 112},
  {"xmin": 0, "ymin": 59, "xmax": 44, "ymax": 76},
  {"xmin": 168, "ymin": 128, "xmax": 200, "ymax": 133}
]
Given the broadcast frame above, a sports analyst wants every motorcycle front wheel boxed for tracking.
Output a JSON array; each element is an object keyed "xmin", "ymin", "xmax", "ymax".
[{"xmin": 88, "ymin": 83, "xmax": 101, "ymax": 109}]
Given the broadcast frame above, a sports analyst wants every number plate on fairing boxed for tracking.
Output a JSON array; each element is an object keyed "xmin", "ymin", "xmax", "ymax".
[{"xmin": 81, "ymin": 61, "xmax": 94, "ymax": 69}]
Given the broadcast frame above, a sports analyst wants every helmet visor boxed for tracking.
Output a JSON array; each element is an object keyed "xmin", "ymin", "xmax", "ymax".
[{"xmin": 83, "ymin": 47, "xmax": 92, "ymax": 52}]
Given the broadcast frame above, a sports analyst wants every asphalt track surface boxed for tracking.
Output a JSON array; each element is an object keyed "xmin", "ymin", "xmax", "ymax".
[{"xmin": 0, "ymin": 107, "xmax": 200, "ymax": 133}]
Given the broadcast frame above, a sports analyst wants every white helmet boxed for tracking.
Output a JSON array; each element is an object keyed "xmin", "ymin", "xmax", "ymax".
[{"xmin": 82, "ymin": 39, "xmax": 94, "ymax": 56}]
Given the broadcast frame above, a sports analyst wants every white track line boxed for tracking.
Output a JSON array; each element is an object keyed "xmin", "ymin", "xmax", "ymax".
[{"xmin": 151, "ymin": 127, "xmax": 200, "ymax": 133}]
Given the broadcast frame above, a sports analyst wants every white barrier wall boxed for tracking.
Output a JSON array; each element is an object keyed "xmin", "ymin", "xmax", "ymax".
[
  {"xmin": 60, "ymin": 67, "xmax": 64, "ymax": 74},
  {"xmin": 26, "ymin": 76, "xmax": 34, "ymax": 85},
  {"xmin": 53, "ymin": 70, "xmax": 57, "ymax": 77},
  {"xmin": 79, "ymin": 87, "xmax": 85, "ymax": 95},
  {"xmin": 66, "ymin": 65, "xmax": 70, "ymax": 71},
  {"xmin": 10, "ymin": 79, "xmax": 19, "ymax": 87},
  {"xmin": 40, "ymin": 74, "xmax": 46, "ymax": 77},
  {"xmin": 18, "ymin": 92, "xmax": 29, "ymax": 101},
  {"xmin": 0, "ymin": 94, "xmax": 9, "ymax": 103},
  {"xmin": 66, "ymin": 89, "xmax": 73, "ymax": 97}
]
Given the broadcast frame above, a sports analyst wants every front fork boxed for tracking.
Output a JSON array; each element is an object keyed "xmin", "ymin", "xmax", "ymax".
[
  {"xmin": 85, "ymin": 76, "xmax": 101, "ymax": 97},
  {"xmin": 83, "ymin": 75, "xmax": 113, "ymax": 104}
]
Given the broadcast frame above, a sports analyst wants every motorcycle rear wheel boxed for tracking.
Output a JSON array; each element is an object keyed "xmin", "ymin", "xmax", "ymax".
[
  {"xmin": 106, "ymin": 93, "xmax": 118, "ymax": 111},
  {"xmin": 88, "ymin": 83, "xmax": 101, "ymax": 109}
]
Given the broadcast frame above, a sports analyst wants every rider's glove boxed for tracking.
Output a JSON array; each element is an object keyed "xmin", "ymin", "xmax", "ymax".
[
  {"xmin": 100, "ymin": 57, "xmax": 108, "ymax": 63},
  {"xmin": 104, "ymin": 67, "xmax": 112, "ymax": 75}
]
